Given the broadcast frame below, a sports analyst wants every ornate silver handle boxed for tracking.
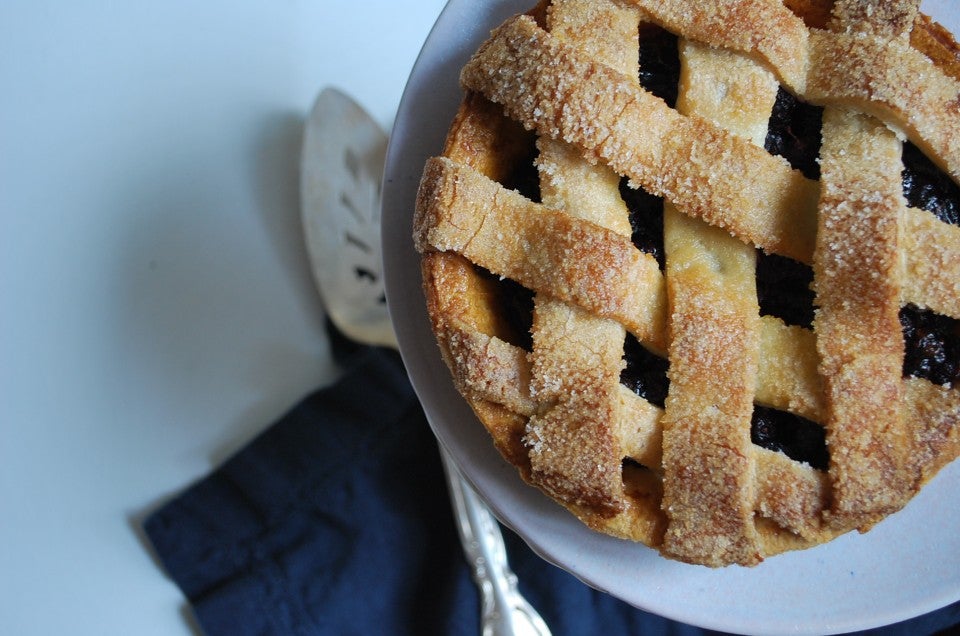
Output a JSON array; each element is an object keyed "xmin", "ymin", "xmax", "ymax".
[{"xmin": 440, "ymin": 450, "xmax": 552, "ymax": 636}]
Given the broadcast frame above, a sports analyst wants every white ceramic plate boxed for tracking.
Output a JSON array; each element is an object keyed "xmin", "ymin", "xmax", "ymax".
[{"xmin": 382, "ymin": 2, "xmax": 960, "ymax": 633}]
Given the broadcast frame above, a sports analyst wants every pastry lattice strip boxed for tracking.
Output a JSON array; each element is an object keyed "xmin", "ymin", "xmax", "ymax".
[
  {"xmin": 414, "ymin": 0, "xmax": 960, "ymax": 564},
  {"xmin": 810, "ymin": 0, "xmax": 917, "ymax": 530},
  {"xmin": 414, "ymin": 161, "xmax": 960, "ymax": 439},
  {"xmin": 459, "ymin": 12, "xmax": 960, "ymax": 319},
  {"xmin": 656, "ymin": 41, "xmax": 774, "ymax": 564},
  {"xmin": 418, "ymin": 240, "xmax": 960, "ymax": 555},
  {"xmin": 522, "ymin": 0, "xmax": 639, "ymax": 515},
  {"xmin": 623, "ymin": 0, "xmax": 960, "ymax": 182},
  {"xmin": 415, "ymin": 161, "xmax": 960, "ymax": 548}
]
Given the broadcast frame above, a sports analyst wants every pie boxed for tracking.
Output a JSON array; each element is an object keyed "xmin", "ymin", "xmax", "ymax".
[{"xmin": 413, "ymin": 0, "xmax": 960, "ymax": 567}]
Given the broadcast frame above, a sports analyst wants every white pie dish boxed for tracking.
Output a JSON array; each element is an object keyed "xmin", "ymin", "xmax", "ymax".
[{"xmin": 381, "ymin": 1, "xmax": 960, "ymax": 633}]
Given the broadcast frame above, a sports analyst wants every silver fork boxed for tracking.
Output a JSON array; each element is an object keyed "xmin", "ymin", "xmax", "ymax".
[{"xmin": 300, "ymin": 87, "xmax": 551, "ymax": 636}]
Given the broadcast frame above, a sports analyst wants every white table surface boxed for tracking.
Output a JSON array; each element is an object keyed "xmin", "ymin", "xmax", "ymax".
[{"xmin": 0, "ymin": 2, "xmax": 444, "ymax": 634}]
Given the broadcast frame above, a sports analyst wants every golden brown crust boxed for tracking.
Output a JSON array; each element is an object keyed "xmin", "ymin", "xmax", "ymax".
[
  {"xmin": 622, "ymin": 0, "xmax": 960, "ymax": 181},
  {"xmin": 813, "ymin": 106, "xmax": 911, "ymax": 528},
  {"xmin": 415, "ymin": 0, "xmax": 960, "ymax": 567},
  {"xmin": 901, "ymin": 208, "xmax": 960, "ymax": 317},
  {"xmin": 781, "ymin": 0, "xmax": 833, "ymax": 29},
  {"xmin": 829, "ymin": 0, "xmax": 919, "ymax": 41},
  {"xmin": 657, "ymin": 42, "xmax": 773, "ymax": 566},
  {"xmin": 520, "ymin": 0, "xmax": 638, "ymax": 514},
  {"xmin": 628, "ymin": 0, "xmax": 810, "ymax": 89},
  {"xmin": 811, "ymin": 4, "xmax": 919, "ymax": 530},
  {"xmin": 912, "ymin": 13, "xmax": 960, "ymax": 80},
  {"xmin": 417, "ymin": 157, "xmax": 667, "ymax": 345},
  {"xmin": 461, "ymin": 15, "xmax": 822, "ymax": 264}
]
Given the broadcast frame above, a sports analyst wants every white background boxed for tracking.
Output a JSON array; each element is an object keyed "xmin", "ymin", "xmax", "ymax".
[{"xmin": 0, "ymin": 2, "xmax": 444, "ymax": 634}]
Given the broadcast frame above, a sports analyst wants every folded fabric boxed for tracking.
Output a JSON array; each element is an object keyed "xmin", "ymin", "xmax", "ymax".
[{"xmin": 143, "ymin": 338, "xmax": 960, "ymax": 636}]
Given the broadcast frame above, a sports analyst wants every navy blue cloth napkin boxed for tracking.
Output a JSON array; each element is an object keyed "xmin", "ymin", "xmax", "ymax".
[{"xmin": 143, "ymin": 334, "xmax": 960, "ymax": 636}]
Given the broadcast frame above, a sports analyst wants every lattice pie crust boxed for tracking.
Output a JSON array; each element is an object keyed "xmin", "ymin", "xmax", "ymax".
[{"xmin": 414, "ymin": 0, "xmax": 960, "ymax": 566}]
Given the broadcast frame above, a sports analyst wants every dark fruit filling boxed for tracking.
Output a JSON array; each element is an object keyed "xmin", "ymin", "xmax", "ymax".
[
  {"xmin": 757, "ymin": 88, "xmax": 823, "ymax": 330},
  {"xmin": 764, "ymin": 87, "xmax": 824, "ymax": 180},
  {"xmin": 476, "ymin": 266, "xmax": 535, "ymax": 352},
  {"xmin": 756, "ymin": 251, "xmax": 815, "ymax": 328},
  {"xmin": 900, "ymin": 304, "xmax": 960, "ymax": 387},
  {"xmin": 481, "ymin": 20, "xmax": 960, "ymax": 471},
  {"xmin": 751, "ymin": 405, "xmax": 829, "ymax": 470},
  {"xmin": 902, "ymin": 141, "xmax": 960, "ymax": 225},
  {"xmin": 502, "ymin": 142, "xmax": 542, "ymax": 204},
  {"xmin": 620, "ymin": 333, "xmax": 670, "ymax": 407},
  {"xmin": 622, "ymin": 23, "xmax": 676, "ymax": 270},
  {"xmin": 620, "ymin": 177, "xmax": 665, "ymax": 269},
  {"xmin": 637, "ymin": 25, "xmax": 679, "ymax": 108}
]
